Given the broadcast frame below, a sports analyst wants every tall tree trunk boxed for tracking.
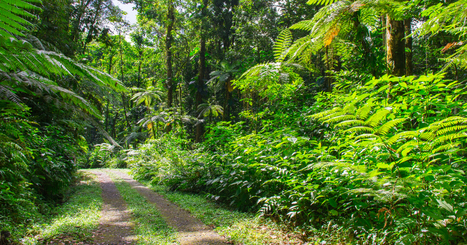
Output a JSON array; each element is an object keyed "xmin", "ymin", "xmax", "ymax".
[
  {"xmin": 325, "ymin": 46, "xmax": 333, "ymax": 92},
  {"xmin": 119, "ymin": 35, "xmax": 130, "ymax": 129},
  {"xmin": 386, "ymin": 15, "xmax": 405, "ymax": 76},
  {"xmin": 137, "ymin": 51, "xmax": 143, "ymax": 87},
  {"xmin": 405, "ymin": 18, "xmax": 413, "ymax": 76},
  {"xmin": 195, "ymin": 0, "xmax": 208, "ymax": 142},
  {"xmin": 223, "ymin": 79, "xmax": 231, "ymax": 121},
  {"xmin": 166, "ymin": 1, "xmax": 175, "ymax": 108},
  {"xmin": 166, "ymin": 0, "xmax": 175, "ymax": 132}
]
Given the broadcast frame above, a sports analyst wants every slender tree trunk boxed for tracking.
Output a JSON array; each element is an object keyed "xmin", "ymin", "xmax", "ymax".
[
  {"xmin": 405, "ymin": 18, "xmax": 413, "ymax": 76},
  {"xmin": 386, "ymin": 15, "xmax": 405, "ymax": 76},
  {"xmin": 166, "ymin": 1, "xmax": 175, "ymax": 108},
  {"xmin": 119, "ymin": 35, "xmax": 130, "ymax": 129},
  {"xmin": 137, "ymin": 51, "xmax": 143, "ymax": 87},
  {"xmin": 223, "ymin": 79, "xmax": 231, "ymax": 121},
  {"xmin": 166, "ymin": 0, "xmax": 175, "ymax": 132},
  {"xmin": 325, "ymin": 46, "xmax": 333, "ymax": 92},
  {"xmin": 195, "ymin": 0, "xmax": 208, "ymax": 142}
]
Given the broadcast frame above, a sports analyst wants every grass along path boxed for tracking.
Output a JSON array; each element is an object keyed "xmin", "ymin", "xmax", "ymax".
[
  {"xmin": 136, "ymin": 181, "xmax": 305, "ymax": 244},
  {"xmin": 22, "ymin": 171, "xmax": 102, "ymax": 244},
  {"xmin": 21, "ymin": 169, "xmax": 303, "ymax": 244}
]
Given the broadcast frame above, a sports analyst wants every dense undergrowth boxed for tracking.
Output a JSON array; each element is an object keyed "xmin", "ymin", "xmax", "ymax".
[
  {"xmin": 0, "ymin": 105, "xmax": 88, "ymax": 241},
  {"xmin": 123, "ymin": 73, "xmax": 467, "ymax": 244}
]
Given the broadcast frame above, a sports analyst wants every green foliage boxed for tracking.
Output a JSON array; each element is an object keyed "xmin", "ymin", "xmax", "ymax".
[
  {"xmin": 22, "ymin": 171, "xmax": 102, "ymax": 244},
  {"xmin": 127, "ymin": 72, "xmax": 467, "ymax": 244},
  {"xmin": 417, "ymin": 0, "xmax": 467, "ymax": 69},
  {"xmin": 273, "ymin": 29, "xmax": 293, "ymax": 63}
]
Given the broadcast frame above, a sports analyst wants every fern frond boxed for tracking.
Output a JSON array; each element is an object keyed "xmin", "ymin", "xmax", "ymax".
[
  {"xmin": 0, "ymin": 0, "xmax": 40, "ymax": 37},
  {"xmin": 376, "ymin": 118, "xmax": 406, "ymax": 135},
  {"xmin": 0, "ymin": 84, "xmax": 22, "ymax": 106},
  {"xmin": 344, "ymin": 126, "xmax": 374, "ymax": 134},
  {"xmin": 396, "ymin": 140, "xmax": 419, "ymax": 155},
  {"xmin": 354, "ymin": 133, "xmax": 377, "ymax": 140},
  {"xmin": 310, "ymin": 107, "xmax": 342, "ymax": 120},
  {"xmin": 319, "ymin": 111, "xmax": 347, "ymax": 122},
  {"xmin": 427, "ymin": 116, "xmax": 467, "ymax": 132},
  {"xmin": 436, "ymin": 125, "xmax": 467, "ymax": 137},
  {"xmin": 387, "ymin": 131, "xmax": 419, "ymax": 145},
  {"xmin": 335, "ymin": 119, "xmax": 365, "ymax": 129},
  {"xmin": 289, "ymin": 20, "xmax": 316, "ymax": 32},
  {"xmin": 323, "ymin": 114, "xmax": 356, "ymax": 124},
  {"xmin": 420, "ymin": 130, "xmax": 435, "ymax": 141},
  {"xmin": 356, "ymin": 103, "xmax": 373, "ymax": 120},
  {"xmin": 432, "ymin": 143, "xmax": 461, "ymax": 154},
  {"xmin": 430, "ymin": 132, "xmax": 467, "ymax": 148},
  {"xmin": 274, "ymin": 29, "xmax": 292, "ymax": 62},
  {"xmin": 365, "ymin": 109, "xmax": 390, "ymax": 127}
]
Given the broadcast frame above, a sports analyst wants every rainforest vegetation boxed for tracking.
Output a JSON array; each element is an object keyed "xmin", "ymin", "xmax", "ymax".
[{"xmin": 1, "ymin": 0, "xmax": 467, "ymax": 243}]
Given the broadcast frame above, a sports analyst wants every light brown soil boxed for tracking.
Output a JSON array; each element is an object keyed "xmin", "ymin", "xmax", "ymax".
[
  {"xmin": 88, "ymin": 170, "xmax": 136, "ymax": 245},
  {"xmin": 107, "ymin": 169, "xmax": 230, "ymax": 245}
]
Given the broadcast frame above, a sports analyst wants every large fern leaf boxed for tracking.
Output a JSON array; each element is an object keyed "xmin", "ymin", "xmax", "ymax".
[
  {"xmin": 365, "ymin": 109, "xmax": 390, "ymax": 128},
  {"xmin": 387, "ymin": 131, "xmax": 419, "ymax": 145},
  {"xmin": 335, "ymin": 119, "xmax": 365, "ymax": 128},
  {"xmin": 0, "ymin": 0, "xmax": 40, "ymax": 37},
  {"xmin": 376, "ymin": 118, "xmax": 406, "ymax": 135},
  {"xmin": 274, "ymin": 29, "xmax": 292, "ymax": 63}
]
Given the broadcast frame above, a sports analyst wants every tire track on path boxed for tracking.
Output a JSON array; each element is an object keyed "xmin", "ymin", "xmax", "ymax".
[
  {"xmin": 88, "ymin": 170, "xmax": 136, "ymax": 244},
  {"xmin": 107, "ymin": 169, "xmax": 230, "ymax": 245}
]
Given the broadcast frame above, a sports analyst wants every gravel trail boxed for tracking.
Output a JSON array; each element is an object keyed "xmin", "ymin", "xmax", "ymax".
[
  {"xmin": 107, "ymin": 169, "xmax": 230, "ymax": 245},
  {"xmin": 88, "ymin": 170, "xmax": 136, "ymax": 244}
]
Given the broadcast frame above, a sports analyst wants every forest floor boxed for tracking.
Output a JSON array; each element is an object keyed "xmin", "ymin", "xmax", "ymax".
[{"xmin": 27, "ymin": 169, "xmax": 304, "ymax": 245}]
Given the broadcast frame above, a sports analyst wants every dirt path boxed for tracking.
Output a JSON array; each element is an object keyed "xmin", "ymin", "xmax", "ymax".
[
  {"xmin": 107, "ymin": 169, "xmax": 230, "ymax": 245},
  {"xmin": 88, "ymin": 170, "xmax": 136, "ymax": 244}
]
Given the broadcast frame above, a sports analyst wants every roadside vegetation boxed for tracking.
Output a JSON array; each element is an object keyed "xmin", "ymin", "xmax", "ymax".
[
  {"xmin": 21, "ymin": 172, "xmax": 102, "ymax": 244},
  {"xmin": 2, "ymin": 0, "xmax": 467, "ymax": 244}
]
